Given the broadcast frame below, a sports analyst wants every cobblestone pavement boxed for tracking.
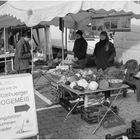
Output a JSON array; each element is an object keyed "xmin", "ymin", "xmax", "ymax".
[{"xmin": 36, "ymin": 92, "xmax": 140, "ymax": 139}]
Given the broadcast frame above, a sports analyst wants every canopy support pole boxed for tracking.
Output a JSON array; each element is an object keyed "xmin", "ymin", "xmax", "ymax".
[
  {"xmin": 44, "ymin": 27, "xmax": 47, "ymax": 61},
  {"xmin": 61, "ymin": 30, "xmax": 64, "ymax": 65},
  {"xmin": 36, "ymin": 28, "xmax": 40, "ymax": 45},
  {"xmin": 44, "ymin": 26, "xmax": 51, "ymax": 61},
  {"xmin": 4, "ymin": 28, "xmax": 7, "ymax": 75},
  {"xmin": 31, "ymin": 27, "xmax": 34, "ymax": 74},
  {"xmin": 65, "ymin": 27, "xmax": 67, "ymax": 51},
  {"xmin": 44, "ymin": 26, "xmax": 52, "ymax": 60}
]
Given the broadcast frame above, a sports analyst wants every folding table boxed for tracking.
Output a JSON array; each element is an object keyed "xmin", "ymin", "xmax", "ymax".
[{"xmin": 58, "ymin": 83, "xmax": 129, "ymax": 134}]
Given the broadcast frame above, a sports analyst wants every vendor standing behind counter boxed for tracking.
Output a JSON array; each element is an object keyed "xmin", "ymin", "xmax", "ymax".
[
  {"xmin": 93, "ymin": 31, "xmax": 116, "ymax": 104},
  {"xmin": 73, "ymin": 30, "xmax": 88, "ymax": 69},
  {"xmin": 93, "ymin": 31, "xmax": 116, "ymax": 70}
]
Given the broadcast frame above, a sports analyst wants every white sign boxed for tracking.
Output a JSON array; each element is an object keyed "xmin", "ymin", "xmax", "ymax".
[
  {"xmin": 91, "ymin": 15, "xmax": 131, "ymax": 33},
  {"xmin": 0, "ymin": 74, "xmax": 38, "ymax": 139}
]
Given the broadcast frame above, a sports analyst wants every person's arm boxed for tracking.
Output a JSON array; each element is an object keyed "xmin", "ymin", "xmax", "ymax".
[
  {"xmin": 73, "ymin": 40, "xmax": 79, "ymax": 58},
  {"xmin": 109, "ymin": 52, "xmax": 116, "ymax": 62},
  {"xmin": 93, "ymin": 43, "xmax": 97, "ymax": 59},
  {"xmin": 77, "ymin": 41, "xmax": 87, "ymax": 60},
  {"xmin": 108, "ymin": 43, "xmax": 116, "ymax": 62}
]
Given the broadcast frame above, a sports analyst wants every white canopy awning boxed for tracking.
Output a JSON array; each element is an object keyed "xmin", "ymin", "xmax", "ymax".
[{"xmin": 0, "ymin": 1, "xmax": 140, "ymax": 29}]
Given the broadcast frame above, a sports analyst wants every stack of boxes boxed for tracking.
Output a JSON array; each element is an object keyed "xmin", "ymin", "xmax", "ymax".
[{"xmin": 81, "ymin": 104, "xmax": 119, "ymax": 124}]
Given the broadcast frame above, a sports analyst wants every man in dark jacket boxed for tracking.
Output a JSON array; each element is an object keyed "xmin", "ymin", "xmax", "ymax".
[
  {"xmin": 14, "ymin": 31, "xmax": 32, "ymax": 73},
  {"xmin": 73, "ymin": 30, "xmax": 88, "ymax": 69}
]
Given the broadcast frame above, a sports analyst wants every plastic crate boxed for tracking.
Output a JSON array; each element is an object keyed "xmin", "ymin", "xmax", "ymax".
[
  {"xmin": 81, "ymin": 105, "xmax": 102, "ymax": 124},
  {"xmin": 105, "ymin": 133, "xmax": 127, "ymax": 139},
  {"xmin": 105, "ymin": 119, "xmax": 140, "ymax": 139},
  {"xmin": 81, "ymin": 113, "xmax": 100, "ymax": 124},
  {"xmin": 127, "ymin": 119, "xmax": 140, "ymax": 139},
  {"xmin": 59, "ymin": 98, "xmax": 84, "ymax": 114},
  {"xmin": 81, "ymin": 105, "xmax": 119, "ymax": 125}
]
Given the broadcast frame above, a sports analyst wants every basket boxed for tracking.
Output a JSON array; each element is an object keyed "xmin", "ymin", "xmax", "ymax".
[{"xmin": 108, "ymin": 79, "xmax": 123, "ymax": 88}]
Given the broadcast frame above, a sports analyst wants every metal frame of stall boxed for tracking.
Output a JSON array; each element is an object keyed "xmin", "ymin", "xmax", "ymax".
[{"xmin": 34, "ymin": 18, "xmax": 68, "ymax": 87}]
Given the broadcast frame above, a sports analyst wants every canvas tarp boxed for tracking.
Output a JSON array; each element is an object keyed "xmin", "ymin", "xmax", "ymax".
[{"xmin": 0, "ymin": 1, "xmax": 140, "ymax": 29}]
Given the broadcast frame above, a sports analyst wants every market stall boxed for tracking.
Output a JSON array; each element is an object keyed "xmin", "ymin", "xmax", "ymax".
[
  {"xmin": 0, "ymin": 1, "xmax": 140, "ymax": 138},
  {"xmin": 0, "ymin": 0, "xmax": 139, "ymax": 102},
  {"xmin": 41, "ymin": 64, "xmax": 132, "ymax": 133},
  {"xmin": 0, "ymin": 1, "xmax": 140, "ymax": 62}
]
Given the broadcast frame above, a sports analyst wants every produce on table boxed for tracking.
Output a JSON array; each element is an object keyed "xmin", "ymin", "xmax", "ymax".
[
  {"xmin": 65, "ymin": 81, "xmax": 71, "ymax": 85},
  {"xmin": 59, "ymin": 75, "xmax": 67, "ymax": 83},
  {"xmin": 75, "ymin": 73, "xmax": 81, "ymax": 78},
  {"xmin": 70, "ymin": 81, "xmax": 77, "ymax": 89},
  {"xmin": 99, "ymin": 79, "xmax": 109, "ymax": 90},
  {"xmin": 62, "ymin": 69, "xmax": 75, "ymax": 77},
  {"xmin": 108, "ymin": 79, "xmax": 123, "ymax": 88},
  {"xmin": 48, "ymin": 65, "xmax": 127, "ymax": 91},
  {"xmin": 88, "ymin": 81, "xmax": 98, "ymax": 91},
  {"xmin": 85, "ymin": 75, "xmax": 92, "ymax": 82},
  {"xmin": 67, "ymin": 76, "xmax": 76, "ymax": 83},
  {"xmin": 77, "ymin": 79, "xmax": 89, "ymax": 89},
  {"xmin": 104, "ymin": 66, "xmax": 124, "ymax": 80},
  {"xmin": 108, "ymin": 79, "xmax": 123, "ymax": 83},
  {"xmin": 75, "ymin": 75, "xmax": 81, "ymax": 81},
  {"xmin": 73, "ymin": 85, "xmax": 85, "ymax": 91},
  {"xmin": 92, "ymin": 74, "xmax": 97, "ymax": 80},
  {"xmin": 95, "ymin": 69, "xmax": 107, "ymax": 81},
  {"xmin": 86, "ymin": 69, "xmax": 93, "ymax": 75}
]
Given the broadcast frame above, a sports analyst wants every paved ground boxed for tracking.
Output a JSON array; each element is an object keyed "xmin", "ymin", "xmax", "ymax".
[
  {"xmin": 33, "ymin": 74, "xmax": 140, "ymax": 139},
  {"xmin": 36, "ymin": 92, "xmax": 140, "ymax": 139}
]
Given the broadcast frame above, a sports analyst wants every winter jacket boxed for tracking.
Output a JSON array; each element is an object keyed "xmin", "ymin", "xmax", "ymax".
[
  {"xmin": 93, "ymin": 41, "xmax": 116, "ymax": 70},
  {"xmin": 14, "ymin": 38, "xmax": 31, "ymax": 71},
  {"xmin": 73, "ymin": 37, "xmax": 87, "ymax": 60}
]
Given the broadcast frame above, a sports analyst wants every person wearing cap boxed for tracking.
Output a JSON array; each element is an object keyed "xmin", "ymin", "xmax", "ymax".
[
  {"xmin": 73, "ymin": 30, "xmax": 88, "ymax": 69},
  {"xmin": 14, "ymin": 31, "xmax": 32, "ymax": 73},
  {"xmin": 93, "ymin": 31, "xmax": 116, "ymax": 70}
]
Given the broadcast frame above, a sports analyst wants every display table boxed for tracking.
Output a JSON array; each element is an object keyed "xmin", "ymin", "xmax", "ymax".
[
  {"xmin": 58, "ymin": 83, "xmax": 129, "ymax": 134},
  {"xmin": 42, "ymin": 73, "xmax": 129, "ymax": 106},
  {"xmin": 58, "ymin": 83, "xmax": 129, "ymax": 108},
  {"xmin": 0, "ymin": 53, "xmax": 15, "ymax": 70},
  {"xmin": 59, "ymin": 83, "xmax": 129, "ymax": 95}
]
